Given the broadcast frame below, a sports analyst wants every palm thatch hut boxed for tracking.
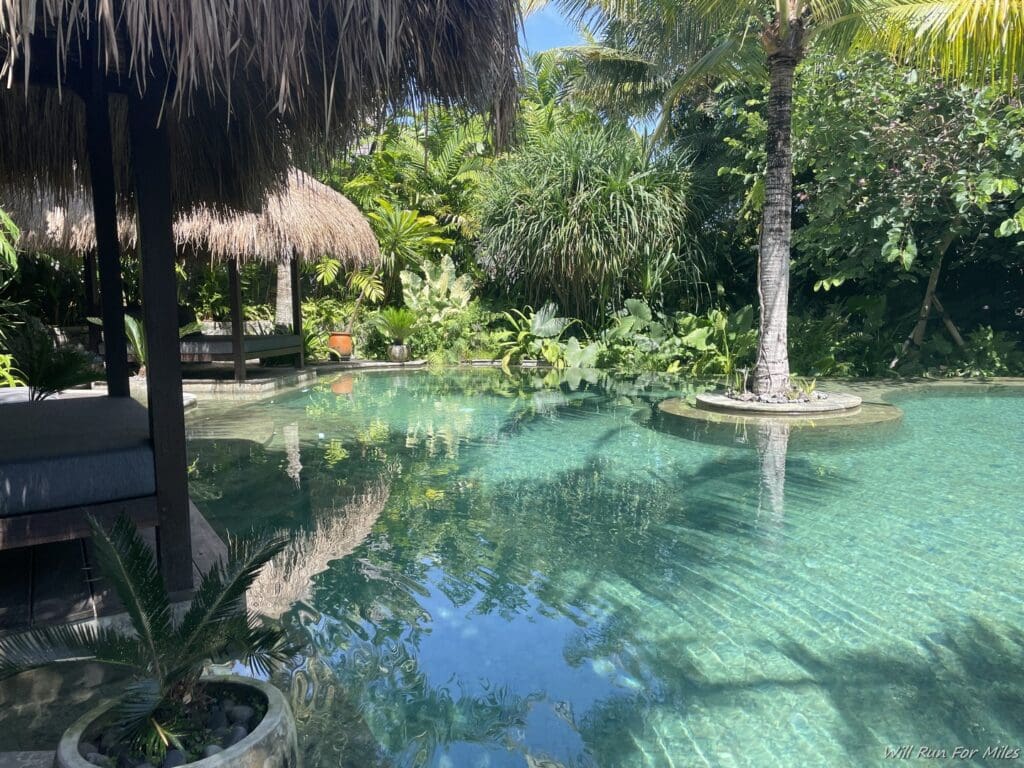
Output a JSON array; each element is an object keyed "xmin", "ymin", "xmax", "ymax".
[
  {"xmin": 3, "ymin": 170, "xmax": 381, "ymax": 381},
  {"xmin": 0, "ymin": 0, "xmax": 520, "ymax": 592}
]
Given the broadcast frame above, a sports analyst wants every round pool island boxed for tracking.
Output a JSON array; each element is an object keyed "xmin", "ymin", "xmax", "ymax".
[{"xmin": 694, "ymin": 391, "xmax": 863, "ymax": 415}]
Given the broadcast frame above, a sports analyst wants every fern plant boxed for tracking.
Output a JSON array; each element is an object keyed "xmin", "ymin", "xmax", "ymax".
[{"xmin": 0, "ymin": 516, "xmax": 293, "ymax": 760}]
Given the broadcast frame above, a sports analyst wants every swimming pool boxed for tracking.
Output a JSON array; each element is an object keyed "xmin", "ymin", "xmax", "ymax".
[{"xmin": 186, "ymin": 370, "xmax": 1024, "ymax": 767}]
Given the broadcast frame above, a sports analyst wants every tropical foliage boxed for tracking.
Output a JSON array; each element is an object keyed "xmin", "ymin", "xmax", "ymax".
[
  {"xmin": 866, "ymin": 0, "xmax": 1024, "ymax": 92},
  {"xmin": 400, "ymin": 255, "xmax": 474, "ymax": 324},
  {"xmin": 2, "ymin": 317, "xmax": 97, "ymax": 400},
  {"xmin": 2, "ymin": 7, "xmax": 1022, "ymax": 377},
  {"xmin": 372, "ymin": 307, "xmax": 419, "ymax": 344},
  {"xmin": 0, "ymin": 352, "xmax": 21, "ymax": 387},
  {"xmin": 0, "ymin": 206, "xmax": 17, "ymax": 271},
  {"xmin": 498, "ymin": 303, "xmax": 577, "ymax": 370},
  {"xmin": 0, "ymin": 516, "xmax": 292, "ymax": 762},
  {"xmin": 479, "ymin": 124, "xmax": 702, "ymax": 324}
]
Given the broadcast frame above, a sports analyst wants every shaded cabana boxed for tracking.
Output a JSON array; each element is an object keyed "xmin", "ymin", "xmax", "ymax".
[
  {"xmin": 4, "ymin": 169, "xmax": 381, "ymax": 382},
  {"xmin": 0, "ymin": 0, "xmax": 520, "ymax": 595}
]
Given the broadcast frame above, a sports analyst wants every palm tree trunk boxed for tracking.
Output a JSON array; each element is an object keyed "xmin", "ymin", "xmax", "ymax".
[
  {"xmin": 275, "ymin": 262, "xmax": 292, "ymax": 328},
  {"xmin": 754, "ymin": 52, "xmax": 799, "ymax": 397},
  {"xmin": 756, "ymin": 419, "xmax": 790, "ymax": 533}
]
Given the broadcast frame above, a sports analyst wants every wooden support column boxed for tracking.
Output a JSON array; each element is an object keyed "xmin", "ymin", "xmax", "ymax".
[
  {"xmin": 83, "ymin": 252, "xmax": 102, "ymax": 354},
  {"xmin": 932, "ymin": 296, "xmax": 966, "ymax": 348},
  {"xmin": 228, "ymin": 258, "xmax": 247, "ymax": 383},
  {"xmin": 85, "ymin": 65, "xmax": 130, "ymax": 397},
  {"xmin": 127, "ymin": 84, "xmax": 193, "ymax": 594},
  {"xmin": 290, "ymin": 257, "xmax": 304, "ymax": 370}
]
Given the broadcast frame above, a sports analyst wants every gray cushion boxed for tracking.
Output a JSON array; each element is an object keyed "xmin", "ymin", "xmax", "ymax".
[{"xmin": 0, "ymin": 397, "xmax": 155, "ymax": 516}]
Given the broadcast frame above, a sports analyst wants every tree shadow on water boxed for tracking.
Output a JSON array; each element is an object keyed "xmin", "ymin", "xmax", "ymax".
[
  {"xmin": 565, "ymin": 618, "xmax": 1024, "ymax": 767},
  {"xmin": 778, "ymin": 618, "xmax": 1024, "ymax": 765}
]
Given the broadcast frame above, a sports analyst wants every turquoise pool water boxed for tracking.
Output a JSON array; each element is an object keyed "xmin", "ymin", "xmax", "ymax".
[{"xmin": 187, "ymin": 371, "xmax": 1024, "ymax": 767}]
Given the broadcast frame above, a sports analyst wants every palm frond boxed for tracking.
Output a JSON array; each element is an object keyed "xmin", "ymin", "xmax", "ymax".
[
  {"xmin": 88, "ymin": 516, "xmax": 173, "ymax": 679},
  {"xmin": 858, "ymin": 0, "xmax": 1024, "ymax": 91},
  {"xmin": 0, "ymin": 622, "xmax": 148, "ymax": 680},
  {"xmin": 175, "ymin": 533, "xmax": 290, "ymax": 659},
  {"xmin": 231, "ymin": 622, "xmax": 299, "ymax": 678},
  {"xmin": 110, "ymin": 679, "xmax": 166, "ymax": 740}
]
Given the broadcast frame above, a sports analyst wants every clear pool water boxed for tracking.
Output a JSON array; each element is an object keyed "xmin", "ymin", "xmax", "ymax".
[{"xmin": 187, "ymin": 371, "xmax": 1024, "ymax": 767}]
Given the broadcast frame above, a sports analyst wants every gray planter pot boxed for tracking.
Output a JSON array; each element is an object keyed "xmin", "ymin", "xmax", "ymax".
[
  {"xmin": 55, "ymin": 676, "xmax": 299, "ymax": 768},
  {"xmin": 387, "ymin": 343, "xmax": 410, "ymax": 363}
]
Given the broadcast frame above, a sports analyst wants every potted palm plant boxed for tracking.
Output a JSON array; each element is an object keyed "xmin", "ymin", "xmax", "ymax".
[
  {"xmin": 0, "ymin": 516, "xmax": 299, "ymax": 768},
  {"xmin": 373, "ymin": 307, "xmax": 417, "ymax": 363}
]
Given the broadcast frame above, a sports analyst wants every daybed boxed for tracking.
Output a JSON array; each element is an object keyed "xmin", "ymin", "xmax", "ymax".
[{"xmin": 0, "ymin": 397, "xmax": 158, "ymax": 550}]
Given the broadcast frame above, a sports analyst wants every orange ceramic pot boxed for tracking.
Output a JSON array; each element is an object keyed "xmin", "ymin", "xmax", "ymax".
[
  {"xmin": 331, "ymin": 375, "xmax": 354, "ymax": 395},
  {"xmin": 328, "ymin": 332, "xmax": 353, "ymax": 359}
]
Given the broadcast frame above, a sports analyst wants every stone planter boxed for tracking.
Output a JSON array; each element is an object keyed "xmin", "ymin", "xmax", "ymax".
[
  {"xmin": 387, "ymin": 343, "xmax": 410, "ymax": 363},
  {"xmin": 55, "ymin": 676, "xmax": 298, "ymax": 768}
]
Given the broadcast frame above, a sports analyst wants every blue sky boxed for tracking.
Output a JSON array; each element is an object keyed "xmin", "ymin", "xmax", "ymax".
[{"xmin": 522, "ymin": 7, "xmax": 582, "ymax": 53}]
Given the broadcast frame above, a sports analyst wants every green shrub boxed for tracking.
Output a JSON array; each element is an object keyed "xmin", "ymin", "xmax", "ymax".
[
  {"xmin": 0, "ymin": 352, "xmax": 21, "ymax": 387},
  {"xmin": 3, "ymin": 317, "xmax": 98, "ymax": 400},
  {"xmin": 950, "ymin": 326, "xmax": 1024, "ymax": 377},
  {"xmin": 597, "ymin": 301, "xmax": 756, "ymax": 377},
  {"xmin": 478, "ymin": 124, "xmax": 704, "ymax": 324},
  {"xmin": 301, "ymin": 297, "xmax": 353, "ymax": 360},
  {"xmin": 372, "ymin": 307, "xmax": 418, "ymax": 344}
]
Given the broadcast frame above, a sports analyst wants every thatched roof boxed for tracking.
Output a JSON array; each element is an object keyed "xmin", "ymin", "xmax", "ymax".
[
  {"xmin": 0, "ymin": 0, "xmax": 520, "ymax": 209},
  {"xmin": 248, "ymin": 475, "xmax": 391, "ymax": 620},
  {"xmin": 2, "ymin": 170, "xmax": 381, "ymax": 267}
]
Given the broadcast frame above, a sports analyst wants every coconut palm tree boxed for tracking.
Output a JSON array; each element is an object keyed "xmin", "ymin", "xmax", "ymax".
[{"xmin": 556, "ymin": 0, "xmax": 870, "ymax": 395}]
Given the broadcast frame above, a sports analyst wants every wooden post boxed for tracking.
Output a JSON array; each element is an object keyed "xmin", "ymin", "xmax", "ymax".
[
  {"xmin": 290, "ymin": 257, "xmax": 304, "ymax": 370},
  {"xmin": 890, "ymin": 231, "xmax": 957, "ymax": 369},
  {"xmin": 127, "ymin": 84, "xmax": 193, "ymax": 594},
  {"xmin": 931, "ymin": 296, "xmax": 966, "ymax": 348},
  {"xmin": 228, "ymin": 257, "xmax": 247, "ymax": 383},
  {"xmin": 83, "ymin": 251, "xmax": 102, "ymax": 354},
  {"xmin": 84, "ymin": 65, "xmax": 130, "ymax": 397}
]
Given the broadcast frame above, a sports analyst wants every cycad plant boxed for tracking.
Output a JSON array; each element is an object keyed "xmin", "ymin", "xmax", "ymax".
[
  {"xmin": 3, "ymin": 316, "xmax": 98, "ymax": 400},
  {"xmin": 0, "ymin": 516, "xmax": 293, "ymax": 760},
  {"xmin": 367, "ymin": 199, "xmax": 455, "ymax": 302},
  {"xmin": 373, "ymin": 306, "xmax": 419, "ymax": 344}
]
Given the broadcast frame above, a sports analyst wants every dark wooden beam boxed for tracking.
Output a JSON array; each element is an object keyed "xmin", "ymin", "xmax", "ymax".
[
  {"xmin": 228, "ymin": 257, "xmax": 247, "ymax": 383},
  {"xmin": 290, "ymin": 257, "xmax": 305, "ymax": 370},
  {"xmin": 127, "ymin": 84, "xmax": 193, "ymax": 594},
  {"xmin": 85, "ymin": 65, "xmax": 131, "ymax": 397},
  {"xmin": 83, "ymin": 251, "xmax": 102, "ymax": 354}
]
